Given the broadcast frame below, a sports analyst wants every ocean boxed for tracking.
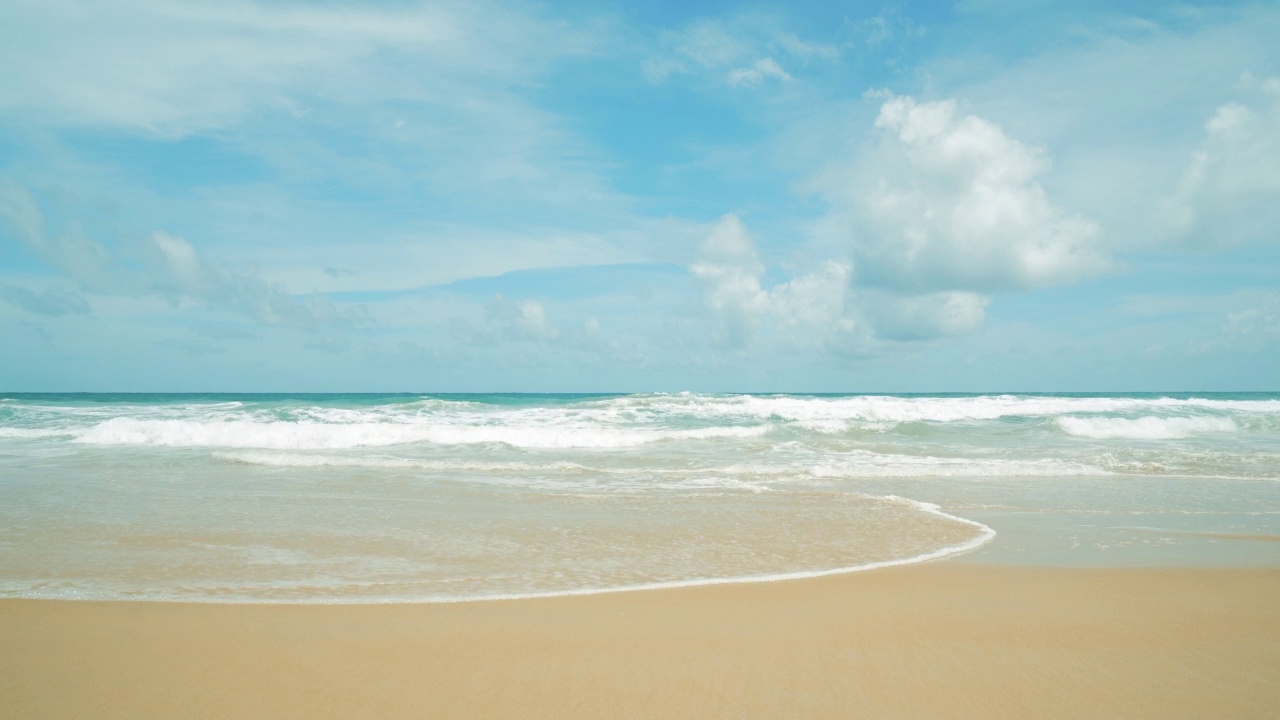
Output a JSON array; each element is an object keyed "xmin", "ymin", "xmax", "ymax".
[{"xmin": 2, "ymin": 392, "xmax": 1278, "ymax": 602}]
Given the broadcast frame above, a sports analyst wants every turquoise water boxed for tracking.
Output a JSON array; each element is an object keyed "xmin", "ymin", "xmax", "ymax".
[{"xmin": 1, "ymin": 392, "xmax": 1277, "ymax": 601}]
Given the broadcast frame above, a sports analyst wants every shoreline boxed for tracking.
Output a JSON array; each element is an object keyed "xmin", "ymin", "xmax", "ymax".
[
  {"xmin": 0, "ymin": 514, "xmax": 996, "ymax": 606},
  {"xmin": 4, "ymin": 563, "xmax": 1278, "ymax": 719},
  {"xmin": 0, "ymin": 497, "xmax": 999, "ymax": 606}
]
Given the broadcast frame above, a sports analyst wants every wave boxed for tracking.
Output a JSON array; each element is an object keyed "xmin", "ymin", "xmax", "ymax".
[
  {"xmin": 587, "ymin": 393, "xmax": 1280, "ymax": 424},
  {"xmin": 5, "ymin": 393, "xmax": 1276, "ymax": 458},
  {"xmin": 8, "ymin": 393, "xmax": 1280, "ymax": 426},
  {"xmin": 805, "ymin": 457, "xmax": 1108, "ymax": 478},
  {"xmin": 651, "ymin": 456, "xmax": 1106, "ymax": 479},
  {"xmin": 0, "ymin": 427, "xmax": 74, "ymax": 439},
  {"xmin": 1056, "ymin": 416, "xmax": 1238, "ymax": 440},
  {"xmin": 215, "ymin": 452, "xmax": 597, "ymax": 472},
  {"xmin": 73, "ymin": 418, "xmax": 771, "ymax": 450},
  {"xmin": 217, "ymin": 450, "xmax": 1108, "ymax": 481}
]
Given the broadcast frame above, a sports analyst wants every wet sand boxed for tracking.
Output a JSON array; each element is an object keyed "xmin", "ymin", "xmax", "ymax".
[{"xmin": 3, "ymin": 564, "xmax": 1278, "ymax": 719}]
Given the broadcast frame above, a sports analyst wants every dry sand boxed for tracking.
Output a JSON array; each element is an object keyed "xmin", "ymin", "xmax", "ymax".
[{"xmin": 3, "ymin": 564, "xmax": 1279, "ymax": 719}]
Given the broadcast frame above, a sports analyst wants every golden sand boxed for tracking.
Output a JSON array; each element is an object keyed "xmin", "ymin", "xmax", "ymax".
[{"xmin": 3, "ymin": 564, "xmax": 1278, "ymax": 719}]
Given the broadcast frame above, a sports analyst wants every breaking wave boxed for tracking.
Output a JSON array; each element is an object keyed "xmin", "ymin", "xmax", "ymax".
[
  {"xmin": 73, "ymin": 417, "xmax": 771, "ymax": 450},
  {"xmin": 2, "ymin": 392, "xmax": 1277, "ymax": 603},
  {"xmin": 1057, "ymin": 416, "xmax": 1238, "ymax": 440}
]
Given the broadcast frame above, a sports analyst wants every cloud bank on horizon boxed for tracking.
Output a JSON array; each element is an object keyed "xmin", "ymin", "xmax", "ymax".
[{"xmin": 1, "ymin": 0, "xmax": 1277, "ymax": 391}]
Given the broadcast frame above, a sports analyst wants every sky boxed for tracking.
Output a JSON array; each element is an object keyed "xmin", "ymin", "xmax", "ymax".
[{"xmin": 1, "ymin": 0, "xmax": 1278, "ymax": 392}]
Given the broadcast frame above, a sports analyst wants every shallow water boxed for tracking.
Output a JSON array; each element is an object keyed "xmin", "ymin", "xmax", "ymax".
[{"xmin": 1, "ymin": 392, "xmax": 1277, "ymax": 601}]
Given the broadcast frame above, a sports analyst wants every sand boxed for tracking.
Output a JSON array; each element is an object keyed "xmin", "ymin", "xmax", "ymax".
[{"xmin": 3, "ymin": 564, "xmax": 1279, "ymax": 719}]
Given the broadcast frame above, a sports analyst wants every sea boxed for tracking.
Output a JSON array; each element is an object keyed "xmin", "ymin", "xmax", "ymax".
[{"xmin": 1, "ymin": 392, "xmax": 1278, "ymax": 603}]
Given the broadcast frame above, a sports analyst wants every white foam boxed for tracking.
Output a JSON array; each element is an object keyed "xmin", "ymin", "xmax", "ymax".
[
  {"xmin": 397, "ymin": 505, "xmax": 994, "ymax": 605},
  {"xmin": 215, "ymin": 452, "xmax": 594, "ymax": 472},
  {"xmin": 11, "ymin": 394, "xmax": 1280, "ymax": 452},
  {"xmin": 214, "ymin": 449, "xmax": 1107, "ymax": 481},
  {"xmin": 639, "ymin": 456, "xmax": 1107, "ymax": 479},
  {"xmin": 590, "ymin": 393, "xmax": 1280, "ymax": 425},
  {"xmin": 74, "ymin": 417, "xmax": 771, "ymax": 450},
  {"xmin": 0, "ymin": 427, "xmax": 73, "ymax": 439},
  {"xmin": 804, "ymin": 456, "xmax": 1109, "ymax": 478},
  {"xmin": 1057, "ymin": 416, "xmax": 1238, "ymax": 440}
]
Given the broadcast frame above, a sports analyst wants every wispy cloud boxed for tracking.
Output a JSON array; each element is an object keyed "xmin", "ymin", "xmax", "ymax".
[
  {"xmin": 848, "ymin": 4, "xmax": 925, "ymax": 62},
  {"xmin": 1159, "ymin": 76, "xmax": 1280, "ymax": 246},
  {"xmin": 727, "ymin": 58, "xmax": 793, "ymax": 88},
  {"xmin": 0, "ymin": 0, "xmax": 599, "ymax": 135},
  {"xmin": 0, "ymin": 180, "xmax": 362, "ymax": 328},
  {"xmin": 642, "ymin": 12, "xmax": 836, "ymax": 87},
  {"xmin": 0, "ymin": 284, "xmax": 91, "ymax": 317}
]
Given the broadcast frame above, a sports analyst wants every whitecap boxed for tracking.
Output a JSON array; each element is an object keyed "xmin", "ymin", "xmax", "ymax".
[
  {"xmin": 74, "ymin": 417, "xmax": 772, "ymax": 450},
  {"xmin": 1056, "ymin": 416, "xmax": 1237, "ymax": 440}
]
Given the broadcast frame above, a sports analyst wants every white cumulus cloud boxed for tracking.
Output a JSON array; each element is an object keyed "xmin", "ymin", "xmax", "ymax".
[
  {"xmin": 690, "ymin": 214, "xmax": 988, "ymax": 354},
  {"xmin": 690, "ymin": 215, "xmax": 771, "ymax": 345},
  {"xmin": 818, "ymin": 96, "xmax": 1108, "ymax": 294}
]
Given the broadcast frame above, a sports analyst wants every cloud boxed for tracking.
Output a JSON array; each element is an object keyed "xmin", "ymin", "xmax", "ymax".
[
  {"xmin": 469, "ymin": 293, "xmax": 560, "ymax": 343},
  {"xmin": 0, "ymin": 0, "xmax": 624, "ymax": 216},
  {"xmin": 926, "ymin": 4, "xmax": 1280, "ymax": 255},
  {"xmin": 653, "ymin": 18, "xmax": 752, "ymax": 74},
  {"xmin": 0, "ymin": 0, "xmax": 597, "ymax": 135},
  {"xmin": 862, "ymin": 290, "xmax": 988, "ymax": 342},
  {"xmin": 0, "ymin": 179, "xmax": 360, "ymax": 328},
  {"xmin": 814, "ymin": 96, "xmax": 1108, "ymax": 294},
  {"xmin": 19, "ymin": 321, "xmax": 55, "ymax": 348},
  {"xmin": 689, "ymin": 214, "xmax": 986, "ymax": 354},
  {"xmin": 849, "ymin": 5, "xmax": 926, "ymax": 62},
  {"xmin": 747, "ymin": 95, "xmax": 1109, "ymax": 353},
  {"xmin": 0, "ymin": 182, "xmax": 119, "ymax": 294},
  {"xmin": 488, "ymin": 294, "xmax": 559, "ymax": 342},
  {"xmin": 767, "ymin": 261, "xmax": 854, "ymax": 339},
  {"xmin": 643, "ymin": 14, "xmax": 835, "ymax": 86},
  {"xmin": 776, "ymin": 32, "xmax": 840, "ymax": 61},
  {"xmin": 195, "ymin": 322, "xmax": 256, "ymax": 340},
  {"xmin": 1191, "ymin": 292, "xmax": 1280, "ymax": 354},
  {"xmin": 0, "ymin": 284, "xmax": 91, "ymax": 317},
  {"xmin": 150, "ymin": 231, "xmax": 361, "ymax": 327},
  {"xmin": 1159, "ymin": 77, "xmax": 1280, "ymax": 245},
  {"xmin": 727, "ymin": 58, "xmax": 793, "ymax": 88},
  {"xmin": 154, "ymin": 338, "xmax": 229, "ymax": 357},
  {"xmin": 0, "ymin": 0, "xmax": 652, "ymax": 305},
  {"xmin": 689, "ymin": 215, "xmax": 770, "ymax": 345},
  {"xmin": 2, "ymin": 0, "xmax": 631, "ymax": 224},
  {"xmin": 449, "ymin": 292, "xmax": 635, "ymax": 361},
  {"xmin": 302, "ymin": 335, "xmax": 352, "ymax": 354},
  {"xmin": 1223, "ymin": 293, "xmax": 1280, "ymax": 341}
]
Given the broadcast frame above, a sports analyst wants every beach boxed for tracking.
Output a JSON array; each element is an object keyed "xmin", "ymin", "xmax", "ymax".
[
  {"xmin": 4, "ymin": 563, "xmax": 1279, "ymax": 719},
  {"xmin": 3, "ymin": 393, "xmax": 1279, "ymax": 717},
  {"xmin": 4, "ymin": 0, "xmax": 1280, "ymax": 712}
]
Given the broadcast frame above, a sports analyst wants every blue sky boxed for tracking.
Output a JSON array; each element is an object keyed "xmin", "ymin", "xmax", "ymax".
[{"xmin": 1, "ymin": 0, "xmax": 1278, "ymax": 391}]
